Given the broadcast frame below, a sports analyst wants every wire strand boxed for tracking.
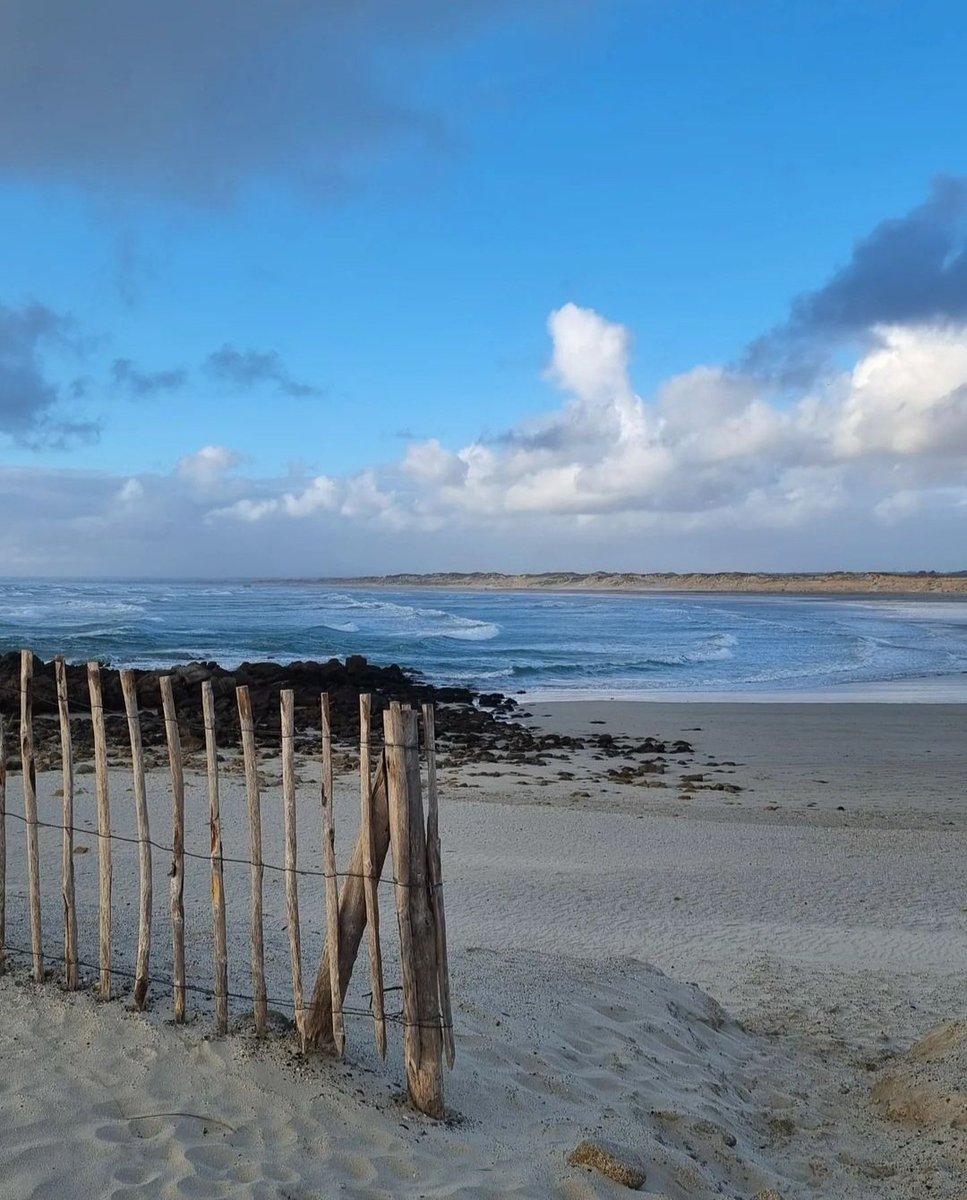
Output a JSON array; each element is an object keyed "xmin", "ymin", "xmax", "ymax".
[
  {"xmin": 0, "ymin": 940, "xmax": 451, "ymax": 1031},
  {"xmin": 0, "ymin": 809, "xmax": 442, "ymax": 890}
]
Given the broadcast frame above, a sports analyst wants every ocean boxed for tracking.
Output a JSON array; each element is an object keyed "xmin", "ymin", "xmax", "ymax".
[{"xmin": 1, "ymin": 579, "xmax": 966, "ymax": 701}]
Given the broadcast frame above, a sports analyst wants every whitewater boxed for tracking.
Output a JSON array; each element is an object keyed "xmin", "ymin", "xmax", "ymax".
[{"xmin": 0, "ymin": 580, "xmax": 966, "ymax": 700}]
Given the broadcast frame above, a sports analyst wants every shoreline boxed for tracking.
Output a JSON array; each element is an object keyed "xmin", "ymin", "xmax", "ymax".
[{"xmin": 518, "ymin": 674, "xmax": 967, "ymax": 703}]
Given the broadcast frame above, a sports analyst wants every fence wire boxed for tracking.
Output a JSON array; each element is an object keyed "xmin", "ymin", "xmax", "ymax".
[{"xmin": 0, "ymin": 667, "xmax": 454, "ymax": 1048}]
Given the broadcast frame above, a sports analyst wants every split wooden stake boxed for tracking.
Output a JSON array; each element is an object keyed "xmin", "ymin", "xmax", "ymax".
[
  {"xmin": 302, "ymin": 755, "xmax": 389, "ymax": 1050},
  {"xmin": 202, "ymin": 681, "xmax": 229, "ymax": 1035},
  {"xmin": 55, "ymin": 658, "xmax": 79, "ymax": 991},
  {"xmin": 236, "ymin": 685, "xmax": 267, "ymax": 1036},
  {"xmin": 359, "ymin": 694, "xmax": 386, "ymax": 1058},
  {"xmin": 281, "ymin": 690, "xmax": 305, "ymax": 1047},
  {"xmin": 421, "ymin": 703, "xmax": 454, "ymax": 1069},
  {"xmin": 20, "ymin": 652, "xmax": 43, "ymax": 982},
  {"xmin": 320, "ymin": 693, "xmax": 345, "ymax": 1055},
  {"xmin": 121, "ymin": 670, "xmax": 153, "ymax": 1011},
  {"xmin": 88, "ymin": 662, "xmax": 113, "ymax": 998},
  {"xmin": 160, "ymin": 676, "xmax": 186, "ymax": 1023}
]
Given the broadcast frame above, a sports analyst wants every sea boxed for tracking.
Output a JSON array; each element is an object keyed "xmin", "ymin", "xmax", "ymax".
[{"xmin": 2, "ymin": 579, "xmax": 967, "ymax": 702}]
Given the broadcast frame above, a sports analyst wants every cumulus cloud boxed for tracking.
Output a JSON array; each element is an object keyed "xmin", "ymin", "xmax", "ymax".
[
  {"xmin": 204, "ymin": 345, "xmax": 322, "ymax": 397},
  {"xmin": 212, "ymin": 297, "xmax": 967, "ymax": 548},
  {"xmin": 210, "ymin": 474, "xmax": 337, "ymax": 522},
  {"xmin": 0, "ymin": 302, "xmax": 98, "ymax": 447},
  {"xmin": 0, "ymin": 1, "xmax": 556, "ymax": 203}
]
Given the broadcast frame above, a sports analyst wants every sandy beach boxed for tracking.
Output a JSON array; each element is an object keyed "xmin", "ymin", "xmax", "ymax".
[{"xmin": 0, "ymin": 699, "xmax": 964, "ymax": 1198}]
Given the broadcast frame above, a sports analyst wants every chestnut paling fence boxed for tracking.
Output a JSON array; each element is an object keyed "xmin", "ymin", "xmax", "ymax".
[{"xmin": 0, "ymin": 650, "xmax": 454, "ymax": 1119}]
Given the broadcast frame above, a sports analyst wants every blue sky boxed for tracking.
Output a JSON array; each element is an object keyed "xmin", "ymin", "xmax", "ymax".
[{"xmin": 1, "ymin": 1, "xmax": 966, "ymax": 574}]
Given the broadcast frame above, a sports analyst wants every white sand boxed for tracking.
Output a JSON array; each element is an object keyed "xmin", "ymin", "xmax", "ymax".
[{"xmin": 0, "ymin": 701, "xmax": 964, "ymax": 1198}]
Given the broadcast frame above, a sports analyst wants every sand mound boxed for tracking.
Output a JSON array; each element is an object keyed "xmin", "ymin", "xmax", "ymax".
[
  {"xmin": 872, "ymin": 1022, "xmax": 967, "ymax": 1130},
  {"xmin": 0, "ymin": 949, "xmax": 808, "ymax": 1200}
]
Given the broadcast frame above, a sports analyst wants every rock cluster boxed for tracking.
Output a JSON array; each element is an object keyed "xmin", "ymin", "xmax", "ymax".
[{"xmin": 0, "ymin": 652, "xmax": 509, "ymax": 765}]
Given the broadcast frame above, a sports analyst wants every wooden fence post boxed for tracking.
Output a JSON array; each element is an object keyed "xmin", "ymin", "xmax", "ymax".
[
  {"xmin": 55, "ymin": 658, "xmax": 79, "ymax": 991},
  {"xmin": 0, "ymin": 715, "xmax": 6, "ymax": 975},
  {"xmin": 202, "ymin": 681, "xmax": 229, "ymax": 1035},
  {"xmin": 87, "ymin": 662, "xmax": 112, "ymax": 998},
  {"xmin": 160, "ymin": 676, "xmax": 186, "ymax": 1023},
  {"xmin": 237, "ymin": 685, "xmax": 267, "ymax": 1036},
  {"xmin": 360, "ymin": 695, "xmax": 386, "ymax": 1058},
  {"xmin": 120, "ymin": 670, "xmax": 152, "ymax": 1011},
  {"xmin": 281, "ymin": 689, "xmax": 305, "ymax": 1047},
  {"xmin": 422, "ymin": 704, "xmax": 454, "ymax": 1069},
  {"xmin": 384, "ymin": 703, "xmax": 444, "ymax": 1118},
  {"xmin": 320, "ymin": 693, "xmax": 345, "ymax": 1055},
  {"xmin": 20, "ymin": 651, "xmax": 43, "ymax": 982}
]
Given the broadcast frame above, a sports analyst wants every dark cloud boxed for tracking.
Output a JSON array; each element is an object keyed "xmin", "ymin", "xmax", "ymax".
[
  {"xmin": 111, "ymin": 358, "xmax": 188, "ymax": 397},
  {"xmin": 0, "ymin": 1, "xmax": 559, "ymax": 203},
  {"xmin": 204, "ymin": 344, "xmax": 322, "ymax": 397},
  {"xmin": 488, "ymin": 425, "xmax": 574, "ymax": 452},
  {"xmin": 0, "ymin": 302, "xmax": 98, "ymax": 447},
  {"xmin": 748, "ymin": 176, "xmax": 967, "ymax": 377}
]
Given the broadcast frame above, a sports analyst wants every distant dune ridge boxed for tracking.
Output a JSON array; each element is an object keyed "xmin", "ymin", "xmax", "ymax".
[{"xmin": 317, "ymin": 570, "xmax": 967, "ymax": 594}]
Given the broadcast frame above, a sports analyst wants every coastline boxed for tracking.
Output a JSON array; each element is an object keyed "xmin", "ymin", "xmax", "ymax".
[{"xmin": 280, "ymin": 571, "xmax": 967, "ymax": 595}]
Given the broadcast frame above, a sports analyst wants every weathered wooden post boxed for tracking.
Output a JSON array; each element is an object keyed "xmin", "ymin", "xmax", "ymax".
[
  {"xmin": 384, "ymin": 702, "xmax": 444, "ymax": 1118},
  {"xmin": 121, "ymin": 670, "xmax": 152, "ymax": 1010},
  {"xmin": 55, "ymin": 658, "xmax": 79, "ymax": 990},
  {"xmin": 202, "ymin": 681, "xmax": 229, "ymax": 1035},
  {"xmin": 422, "ymin": 704, "xmax": 455, "ymax": 1068},
  {"xmin": 320, "ymin": 693, "xmax": 345, "ymax": 1055},
  {"xmin": 87, "ymin": 661, "xmax": 112, "ymax": 998},
  {"xmin": 160, "ymin": 676, "xmax": 186, "ymax": 1023},
  {"xmin": 281, "ymin": 689, "xmax": 305, "ymax": 1047},
  {"xmin": 236, "ymin": 685, "xmax": 267, "ymax": 1036},
  {"xmin": 20, "ymin": 651, "xmax": 43, "ymax": 982},
  {"xmin": 360, "ymin": 695, "xmax": 386, "ymax": 1057}
]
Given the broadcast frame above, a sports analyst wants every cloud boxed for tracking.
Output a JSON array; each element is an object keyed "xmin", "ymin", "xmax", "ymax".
[
  {"xmin": 0, "ymin": 1, "xmax": 552, "ymax": 203},
  {"xmin": 176, "ymin": 445, "xmax": 244, "ymax": 487},
  {"xmin": 212, "ymin": 299, "xmax": 967, "ymax": 544},
  {"xmin": 204, "ymin": 345, "xmax": 322, "ymax": 397},
  {"xmin": 112, "ymin": 357, "xmax": 188, "ymax": 397},
  {"xmin": 0, "ymin": 302, "xmax": 98, "ymax": 447},
  {"xmin": 116, "ymin": 478, "xmax": 144, "ymax": 504},
  {"xmin": 749, "ymin": 176, "xmax": 967, "ymax": 376},
  {"xmin": 210, "ymin": 473, "xmax": 338, "ymax": 522}
]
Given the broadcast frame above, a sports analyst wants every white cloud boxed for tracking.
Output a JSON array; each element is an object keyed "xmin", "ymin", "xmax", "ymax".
[
  {"xmin": 282, "ymin": 475, "xmax": 338, "ymax": 517},
  {"xmin": 116, "ymin": 478, "xmax": 144, "ymax": 504},
  {"xmin": 402, "ymin": 439, "xmax": 467, "ymax": 486},
  {"xmin": 832, "ymin": 324, "xmax": 967, "ymax": 457},
  {"xmin": 176, "ymin": 444, "xmax": 243, "ymax": 486},
  {"xmin": 209, "ymin": 304, "xmax": 967, "ymax": 539},
  {"xmin": 4, "ymin": 304, "xmax": 967, "ymax": 575}
]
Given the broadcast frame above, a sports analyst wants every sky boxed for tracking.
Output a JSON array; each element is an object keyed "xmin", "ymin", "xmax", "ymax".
[{"xmin": 1, "ymin": 0, "xmax": 966, "ymax": 577}]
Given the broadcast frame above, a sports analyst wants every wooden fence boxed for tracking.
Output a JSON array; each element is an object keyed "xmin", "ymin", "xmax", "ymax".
[{"xmin": 0, "ymin": 650, "xmax": 454, "ymax": 1118}]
